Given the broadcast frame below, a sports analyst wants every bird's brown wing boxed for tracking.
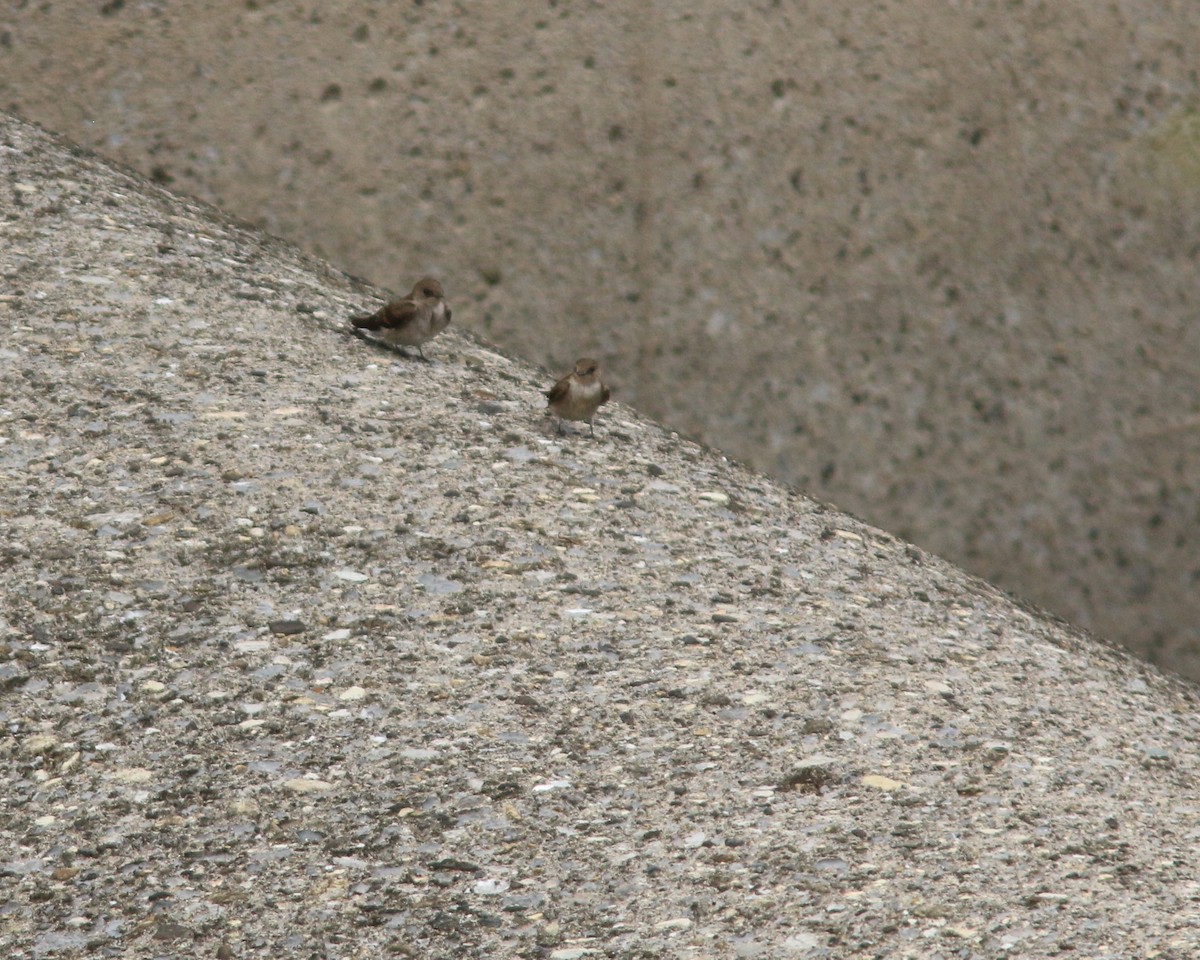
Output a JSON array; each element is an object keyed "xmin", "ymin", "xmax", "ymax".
[
  {"xmin": 376, "ymin": 299, "xmax": 423, "ymax": 331},
  {"xmin": 600, "ymin": 385, "xmax": 611, "ymax": 405},
  {"xmin": 350, "ymin": 306, "xmax": 385, "ymax": 330},
  {"xmin": 351, "ymin": 298, "xmax": 420, "ymax": 331},
  {"xmin": 545, "ymin": 375, "xmax": 572, "ymax": 404}
]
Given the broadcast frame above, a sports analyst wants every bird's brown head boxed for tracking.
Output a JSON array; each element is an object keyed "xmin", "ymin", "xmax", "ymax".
[
  {"xmin": 412, "ymin": 277, "xmax": 445, "ymax": 299},
  {"xmin": 574, "ymin": 358, "xmax": 600, "ymax": 377}
]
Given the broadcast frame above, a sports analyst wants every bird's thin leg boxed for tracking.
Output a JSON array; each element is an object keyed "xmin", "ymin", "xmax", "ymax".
[{"xmin": 589, "ymin": 419, "xmax": 596, "ymax": 438}]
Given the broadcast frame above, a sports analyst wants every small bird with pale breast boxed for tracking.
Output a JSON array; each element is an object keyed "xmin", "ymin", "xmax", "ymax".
[
  {"xmin": 545, "ymin": 358, "xmax": 611, "ymax": 437},
  {"xmin": 349, "ymin": 277, "xmax": 451, "ymax": 360}
]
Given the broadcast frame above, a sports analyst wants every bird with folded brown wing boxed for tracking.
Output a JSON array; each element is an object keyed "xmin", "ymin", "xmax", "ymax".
[
  {"xmin": 349, "ymin": 277, "xmax": 451, "ymax": 360},
  {"xmin": 546, "ymin": 358, "xmax": 611, "ymax": 437}
]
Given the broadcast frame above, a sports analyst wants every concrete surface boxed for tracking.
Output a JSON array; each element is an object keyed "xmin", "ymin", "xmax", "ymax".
[
  {"xmin": 3, "ymin": 112, "xmax": 1200, "ymax": 959},
  {"xmin": 5, "ymin": 2, "xmax": 1200, "ymax": 675}
]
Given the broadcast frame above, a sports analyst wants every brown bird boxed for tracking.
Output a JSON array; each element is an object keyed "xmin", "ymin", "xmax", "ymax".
[
  {"xmin": 349, "ymin": 277, "xmax": 451, "ymax": 360},
  {"xmin": 545, "ymin": 358, "xmax": 611, "ymax": 437}
]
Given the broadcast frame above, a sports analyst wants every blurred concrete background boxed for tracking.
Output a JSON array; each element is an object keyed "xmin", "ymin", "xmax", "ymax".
[{"xmin": 4, "ymin": 2, "xmax": 1200, "ymax": 675}]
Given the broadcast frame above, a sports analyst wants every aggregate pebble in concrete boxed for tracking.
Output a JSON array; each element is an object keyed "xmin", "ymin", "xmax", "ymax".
[{"xmin": 3, "ymin": 114, "xmax": 1200, "ymax": 958}]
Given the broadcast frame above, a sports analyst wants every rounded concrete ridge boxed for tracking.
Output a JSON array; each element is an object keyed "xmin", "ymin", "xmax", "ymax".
[{"xmin": 2, "ymin": 114, "xmax": 1198, "ymax": 958}]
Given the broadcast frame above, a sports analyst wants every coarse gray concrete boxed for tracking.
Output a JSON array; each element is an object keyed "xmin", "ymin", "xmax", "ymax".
[
  {"xmin": 4, "ymin": 3, "xmax": 1200, "ymax": 676},
  {"xmin": 3, "ymin": 113, "xmax": 1200, "ymax": 960}
]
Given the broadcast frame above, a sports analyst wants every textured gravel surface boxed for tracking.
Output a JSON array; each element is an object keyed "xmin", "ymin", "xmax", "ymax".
[
  {"xmin": 3, "ymin": 114, "xmax": 1200, "ymax": 959},
  {"xmin": 7, "ymin": 2, "xmax": 1200, "ymax": 675}
]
